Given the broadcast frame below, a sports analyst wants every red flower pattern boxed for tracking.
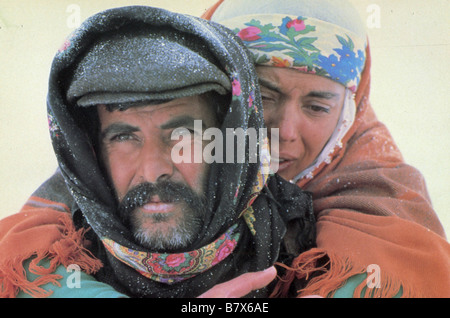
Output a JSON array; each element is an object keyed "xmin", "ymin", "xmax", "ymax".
[
  {"xmin": 58, "ymin": 39, "xmax": 71, "ymax": 53},
  {"xmin": 165, "ymin": 254, "xmax": 186, "ymax": 268},
  {"xmin": 213, "ymin": 239, "xmax": 237, "ymax": 266},
  {"xmin": 232, "ymin": 78, "xmax": 241, "ymax": 96},
  {"xmin": 286, "ymin": 19, "xmax": 306, "ymax": 32},
  {"xmin": 237, "ymin": 26, "xmax": 262, "ymax": 41}
]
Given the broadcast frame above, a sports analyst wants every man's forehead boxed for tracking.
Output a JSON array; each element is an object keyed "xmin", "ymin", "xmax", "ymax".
[
  {"xmin": 98, "ymin": 95, "xmax": 205, "ymax": 112},
  {"xmin": 96, "ymin": 95, "xmax": 217, "ymax": 125}
]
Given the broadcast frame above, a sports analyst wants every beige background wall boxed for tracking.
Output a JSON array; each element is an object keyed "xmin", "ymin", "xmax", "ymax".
[{"xmin": 1, "ymin": 0, "xmax": 449, "ymax": 236}]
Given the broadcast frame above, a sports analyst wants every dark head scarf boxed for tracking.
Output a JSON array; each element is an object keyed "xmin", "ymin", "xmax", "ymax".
[{"xmin": 46, "ymin": 5, "xmax": 315, "ymax": 297}]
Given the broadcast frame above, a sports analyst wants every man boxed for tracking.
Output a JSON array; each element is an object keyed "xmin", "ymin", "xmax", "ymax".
[{"xmin": 0, "ymin": 6, "xmax": 315, "ymax": 297}]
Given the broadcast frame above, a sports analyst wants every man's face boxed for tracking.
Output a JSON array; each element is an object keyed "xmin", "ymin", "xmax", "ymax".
[{"xmin": 98, "ymin": 95, "xmax": 218, "ymax": 251}]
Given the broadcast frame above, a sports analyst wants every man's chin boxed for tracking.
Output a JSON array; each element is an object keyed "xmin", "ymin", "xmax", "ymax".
[
  {"xmin": 132, "ymin": 227, "xmax": 197, "ymax": 252},
  {"xmin": 140, "ymin": 212, "xmax": 173, "ymax": 224},
  {"xmin": 129, "ymin": 210, "xmax": 200, "ymax": 252}
]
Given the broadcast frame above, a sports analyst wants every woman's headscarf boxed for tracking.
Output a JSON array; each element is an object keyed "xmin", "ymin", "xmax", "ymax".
[
  {"xmin": 0, "ymin": 5, "xmax": 315, "ymax": 298},
  {"xmin": 204, "ymin": 0, "xmax": 450, "ymax": 298}
]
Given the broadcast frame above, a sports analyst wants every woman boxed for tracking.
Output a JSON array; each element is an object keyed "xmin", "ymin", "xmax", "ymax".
[{"xmin": 205, "ymin": 0, "xmax": 450, "ymax": 297}]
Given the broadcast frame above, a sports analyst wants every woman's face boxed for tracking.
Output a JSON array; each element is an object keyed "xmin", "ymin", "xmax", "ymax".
[{"xmin": 257, "ymin": 66, "xmax": 346, "ymax": 181}]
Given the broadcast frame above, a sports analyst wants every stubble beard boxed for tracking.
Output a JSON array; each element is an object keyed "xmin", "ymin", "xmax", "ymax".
[{"xmin": 118, "ymin": 181, "xmax": 208, "ymax": 252}]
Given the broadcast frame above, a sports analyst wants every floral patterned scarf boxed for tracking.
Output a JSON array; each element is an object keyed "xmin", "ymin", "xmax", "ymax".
[{"xmin": 102, "ymin": 224, "xmax": 240, "ymax": 284}]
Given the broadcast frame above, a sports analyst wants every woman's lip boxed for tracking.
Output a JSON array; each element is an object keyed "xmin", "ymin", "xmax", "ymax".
[
  {"xmin": 276, "ymin": 158, "xmax": 295, "ymax": 172},
  {"xmin": 271, "ymin": 151, "xmax": 298, "ymax": 161},
  {"xmin": 271, "ymin": 156, "xmax": 295, "ymax": 173}
]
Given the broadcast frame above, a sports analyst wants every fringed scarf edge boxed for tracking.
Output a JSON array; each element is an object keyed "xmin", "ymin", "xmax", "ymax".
[
  {"xmin": 0, "ymin": 214, "xmax": 102, "ymax": 298},
  {"xmin": 270, "ymin": 248, "xmax": 421, "ymax": 298}
]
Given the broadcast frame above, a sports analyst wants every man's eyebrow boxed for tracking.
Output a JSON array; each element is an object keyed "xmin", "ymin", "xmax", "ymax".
[
  {"xmin": 160, "ymin": 115, "xmax": 208, "ymax": 130},
  {"xmin": 100, "ymin": 122, "xmax": 139, "ymax": 140}
]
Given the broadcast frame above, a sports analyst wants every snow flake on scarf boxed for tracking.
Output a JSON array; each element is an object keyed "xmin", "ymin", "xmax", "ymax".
[{"xmin": 101, "ymin": 224, "xmax": 240, "ymax": 284}]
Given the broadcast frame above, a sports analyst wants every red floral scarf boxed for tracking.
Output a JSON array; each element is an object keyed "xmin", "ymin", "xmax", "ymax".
[{"xmin": 102, "ymin": 224, "xmax": 240, "ymax": 284}]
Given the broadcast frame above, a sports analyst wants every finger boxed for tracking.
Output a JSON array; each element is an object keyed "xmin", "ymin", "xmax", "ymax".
[{"xmin": 198, "ymin": 266, "xmax": 277, "ymax": 298}]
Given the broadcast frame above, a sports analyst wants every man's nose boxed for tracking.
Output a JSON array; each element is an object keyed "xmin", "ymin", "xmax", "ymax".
[{"xmin": 134, "ymin": 139, "xmax": 174, "ymax": 184}]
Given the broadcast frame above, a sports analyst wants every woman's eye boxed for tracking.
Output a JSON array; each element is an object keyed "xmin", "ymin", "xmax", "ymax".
[
  {"xmin": 261, "ymin": 93, "xmax": 275, "ymax": 101},
  {"xmin": 305, "ymin": 105, "xmax": 330, "ymax": 114},
  {"xmin": 261, "ymin": 95, "xmax": 277, "ymax": 108}
]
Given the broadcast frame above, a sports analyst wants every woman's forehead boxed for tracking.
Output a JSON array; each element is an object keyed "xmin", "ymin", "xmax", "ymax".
[{"xmin": 256, "ymin": 66, "xmax": 346, "ymax": 96}]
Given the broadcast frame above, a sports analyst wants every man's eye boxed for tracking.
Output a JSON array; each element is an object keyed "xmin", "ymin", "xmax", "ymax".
[
  {"xmin": 171, "ymin": 127, "xmax": 200, "ymax": 140},
  {"xmin": 172, "ymin": 127, "xmax": 192, "ymax": 138},
  {"xmin": 110, "ymin": 133, "xmax": 135, "ymax": 142}
]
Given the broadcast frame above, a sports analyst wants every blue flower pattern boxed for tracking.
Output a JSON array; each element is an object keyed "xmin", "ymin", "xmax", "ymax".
[
  {"xmin": 318, "ymin": 35, "xmax": 365, "ymax": 87},
  {"xmin": 232, "ymin": 15, "xmax": 366, "ymax": 89}
]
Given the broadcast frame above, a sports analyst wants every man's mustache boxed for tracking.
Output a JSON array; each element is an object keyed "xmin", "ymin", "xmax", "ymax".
[{"xmin": 117, "ymin": 181, "xmax": 206, "ymax": 222}]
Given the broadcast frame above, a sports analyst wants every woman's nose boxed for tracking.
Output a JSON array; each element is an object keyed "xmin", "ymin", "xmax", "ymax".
[{"xmin": 274, "ymin": 101, "xmax": 301, "ymax": 143}]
